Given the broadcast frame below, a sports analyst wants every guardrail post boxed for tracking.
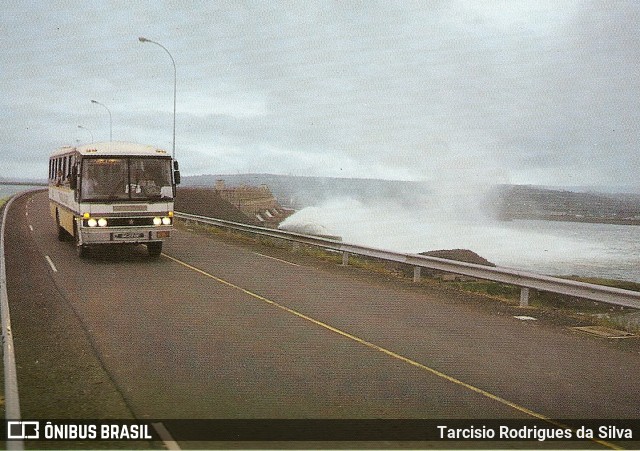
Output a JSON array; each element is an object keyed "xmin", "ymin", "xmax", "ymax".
[
  {"xmin": 413, "ymin": 266, "xmax": 421, "ymax": 283},
  {"xmin": 520, "ymin": 287, "xmax": 530, "ymax": 307},
  {"xmin": 341, "ymin": 251, "xmax": 349, "ymax": 266}
]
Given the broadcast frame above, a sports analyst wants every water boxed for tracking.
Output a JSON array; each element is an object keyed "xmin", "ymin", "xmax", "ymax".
[
  {"xmin": 447, "ymin": 219, "xmax": 640, "ymax": 283},
  {"xmin": 280, "ymin": 197, "xmax": 640, "ymax": 283}
]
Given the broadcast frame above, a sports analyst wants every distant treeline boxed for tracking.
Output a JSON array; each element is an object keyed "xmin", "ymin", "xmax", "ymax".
[
  {"xmin": 0, "ymin": 180, "xmax": 47, "ymax": 186},
  {"xmin": 488, "ymin": 185, "xmax": 640, "ymax": 224}
]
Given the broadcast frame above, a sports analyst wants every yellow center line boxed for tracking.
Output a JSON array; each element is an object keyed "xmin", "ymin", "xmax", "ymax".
[{"xmin": 163, "ymin": 252, "xmax": 622, "ymax": 450}]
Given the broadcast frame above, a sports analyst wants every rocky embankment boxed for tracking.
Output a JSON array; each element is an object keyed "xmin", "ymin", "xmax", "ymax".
[
  {"xmin": 175, "ymin": 187, "xmax": 293, "ymax": 227},
  {"xmin": 420, "ymin": 249, "xmax": 495, "ymax": 266},
  {"xmin": 175, "ymin": 187, "xmax": 258, "ymax": 224}
]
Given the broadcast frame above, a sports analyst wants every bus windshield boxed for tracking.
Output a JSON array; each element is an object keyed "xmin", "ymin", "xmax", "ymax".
[{"xmin": 81, "ymin": 157, "xmax": 173, "ymax": 201}]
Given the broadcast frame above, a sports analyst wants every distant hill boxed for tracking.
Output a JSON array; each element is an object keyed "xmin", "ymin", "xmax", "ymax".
[
  {"xmin": 0, "ymin": 179, "xmax": 47, "ymax": 186},
  {"xmin": 487, "ymin": 185, "xmax": 640, "ymax": 224},
  {"xmin": 183, "ymin": 173, "xmax": 431, "ymax": 209}
]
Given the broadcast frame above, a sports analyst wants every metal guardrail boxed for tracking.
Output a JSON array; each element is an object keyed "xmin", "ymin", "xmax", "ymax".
[
  {"xmin": 175, "ymin": 211, "xmax": 640, "ymax": 310},
  {"xmin": 1, "ymin": 194, "xmax": 24, "ymax": 450}
]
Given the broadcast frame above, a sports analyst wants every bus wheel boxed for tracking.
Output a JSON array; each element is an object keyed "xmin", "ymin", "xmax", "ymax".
[
  {"xmin": 147, "ymin": 242, "xmax": 162, "ymax": 258},
  {"xmin": 77, "ymin": 244, "xmax": 88, "ymax": 258}
]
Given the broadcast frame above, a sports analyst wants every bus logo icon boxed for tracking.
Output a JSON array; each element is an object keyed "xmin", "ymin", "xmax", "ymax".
[{"xmin": 7, "ymin": 421, "xmax": 39, "ymax": 439}]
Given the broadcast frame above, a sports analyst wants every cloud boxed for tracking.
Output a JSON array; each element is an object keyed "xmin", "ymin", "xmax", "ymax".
[{"xmin": 2, "ymin": 0, "xmax": 639, "ymax": 190}]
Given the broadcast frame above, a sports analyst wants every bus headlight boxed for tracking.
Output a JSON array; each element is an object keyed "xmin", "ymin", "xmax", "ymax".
[
  {"xmin": 87, "ymin": 218, "xmax": 98, "ymax": 227},
  {"xmin": 153, "ymin": 217, "xmax": 162, "ymax": 226},
  {"xmin": 97, "ymin": 218, "xmax": 108, "ymax": 227},
  {"xmin": 162, "ymin": 217, "xmax": 172, "ymax": 225}
]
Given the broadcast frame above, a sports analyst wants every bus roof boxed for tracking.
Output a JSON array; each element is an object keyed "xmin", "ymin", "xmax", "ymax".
[{"xmin": 51, "ymin": 142, "xmax": 171, "ymax": 158}]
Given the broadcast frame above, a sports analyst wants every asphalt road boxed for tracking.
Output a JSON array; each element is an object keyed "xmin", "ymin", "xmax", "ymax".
[{"xmin": 3, "ymin": 191, "xmax": 640, "ymax": 448}]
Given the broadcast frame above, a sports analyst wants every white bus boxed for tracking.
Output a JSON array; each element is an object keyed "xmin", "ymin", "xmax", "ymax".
[{"xmin": 49, "ymin": 141, "xmax": 180, "ymax": 257}]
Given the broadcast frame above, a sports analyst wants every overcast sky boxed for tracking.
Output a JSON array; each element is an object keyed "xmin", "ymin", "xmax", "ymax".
[{"xmin": 2, "ymin": 1, "xmax": 639, "ymax": 188}]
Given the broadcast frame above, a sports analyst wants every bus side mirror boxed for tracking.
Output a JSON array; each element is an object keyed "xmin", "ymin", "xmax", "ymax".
[{"xmin": 173, "ymin": 160, "xmax": 180, "ymax": 185}]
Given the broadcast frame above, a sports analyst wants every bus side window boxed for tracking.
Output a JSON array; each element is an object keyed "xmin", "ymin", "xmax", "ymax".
[
  {"xmin": 69, "ymin": 164, "xmax": 78, "ymax": 190},
  {"xmin": 55, "ymin": 158, "xmax": 63, "ymax": 186}
]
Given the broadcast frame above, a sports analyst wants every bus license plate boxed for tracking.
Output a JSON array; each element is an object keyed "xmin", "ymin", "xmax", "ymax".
[{"xmin": 114, "ymin": 232, "xmax": 145, "ymax": 239}]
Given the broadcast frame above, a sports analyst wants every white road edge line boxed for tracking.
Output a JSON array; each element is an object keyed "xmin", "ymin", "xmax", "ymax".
[
  {"xmin": 253, "ymin": 252, "xmax": 300, "ymax": 267},
  {"xmin": 151, "ymin": 422, "xmax": 181, "ymax": 450},
  {"xmin": 45, "ymin": 256, "xmax": 58, "ymax": 273},
  {"xmin": 1, "ymin": 194, "xmax": 24, "ymax": 450}
]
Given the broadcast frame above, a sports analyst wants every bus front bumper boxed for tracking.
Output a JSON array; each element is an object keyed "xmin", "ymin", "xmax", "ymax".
[{"xmin": 78, "ymin": 226, "xmax": 172, "ymax": 245}]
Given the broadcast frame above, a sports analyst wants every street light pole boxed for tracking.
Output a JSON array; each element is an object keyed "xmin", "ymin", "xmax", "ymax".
[
  {"xmin": 77, "ymin": 125, "xmax": 94, "ymax": 143},
  {"xmin": 138, "ymin": 36, "xmax": 177, "ymax": 160},
  {"xmin": 90, "ymin": 99, "xmax": 112, "ymax": 142}
]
